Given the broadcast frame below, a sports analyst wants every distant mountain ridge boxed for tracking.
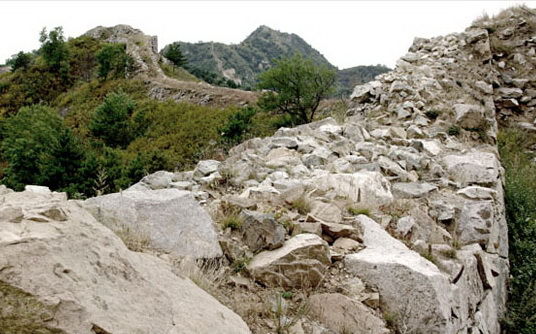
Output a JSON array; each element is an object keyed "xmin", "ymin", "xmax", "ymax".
[{"xmin": 166, "ymin": 26, "xmax": 390, "ymax": 94}]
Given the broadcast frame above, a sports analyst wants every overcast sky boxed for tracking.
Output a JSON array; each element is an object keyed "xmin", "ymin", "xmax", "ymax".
[{"xmin": 0, "ymin": 1, "xmax": 530, "ymax": 68}]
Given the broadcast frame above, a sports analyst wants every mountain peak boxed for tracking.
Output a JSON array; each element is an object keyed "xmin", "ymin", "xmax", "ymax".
[{"xmin": 243, "ymin": 25, "xmax": 286, "ymax": 43}]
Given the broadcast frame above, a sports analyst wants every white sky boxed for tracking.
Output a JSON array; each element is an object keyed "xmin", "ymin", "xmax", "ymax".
[{"xmin": 0, "ymin": 1, "xmax": 530, "ymax": 68}]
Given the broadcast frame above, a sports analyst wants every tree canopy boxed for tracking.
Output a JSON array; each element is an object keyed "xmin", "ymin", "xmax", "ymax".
[
  {"xmin": 0, "ymin": 105, "xmax": 88, "ymax": 194},
  {"xmin": 96, "ymin": 43, "xmax": 130, "ymax": 79},
  {"xmin": 257, "ymin": 54, "xmax": 336, "ymax": 125},
  {"xmin": 163, "ymin": 42, "xmax": 187, "ymax": 68},
  {"xmin": 39, "ymin": 27, "xmax": 70, "ymax": 76}
]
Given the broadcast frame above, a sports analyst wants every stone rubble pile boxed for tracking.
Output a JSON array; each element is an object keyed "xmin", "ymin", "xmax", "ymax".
[
  {"xmin": 123, "ymin": 12, "xmax": 536, "ymax": 333},
  {"xmin": 3, "ymin": 8, "xmax": 535, "ymax": 333}
]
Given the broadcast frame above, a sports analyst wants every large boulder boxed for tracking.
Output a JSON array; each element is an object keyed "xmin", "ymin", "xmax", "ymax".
[
  {"xmin": 83, "ymin": 189, "xmax": 222, "ymax": 259},
  {"xmin": 457, "ymin": 200, "xmax": 494, "ymax": 246},
  {"xmin": 454, "ymin": 104, "xmax": 486, "ymax": 129},
  {"xmin": 0, "ymin": 190, "xmax": 250, "ymax": 334},
  {"xmin": 239, "ymin": 210, "xmax": 286, "ymax": 252},
  {"xmin": 247, "ymin": 233, "xmax": 331, "ymax": 288},
  {"xmin": 344, "ymin": 215, "xmax": 454, "ymax": 333},
  {"xmin": 312, "ymin": 171, "xmax": 393, "ymax": 208},
  {"xmin": 308, "ymin": 293, "xmax": 389, "ymax": 334},
  {"xmin": 442, "ymin": 152, "xmax": 500, "ymax": 187}
]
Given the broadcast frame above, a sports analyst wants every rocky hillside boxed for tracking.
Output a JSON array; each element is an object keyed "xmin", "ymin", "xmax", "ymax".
[
  {"xmin": 172, "ymin": 25, "xmax": 390, "ymax": 92},
  {"xmin": 337, "ymin": 64, "xmax": 391, "ymax": 95},
  {"xmin": 2, "ymin": 6, "xmax": 535, "ymax": 334},
  {"xmin": 86, "ymin": 25, "xmax": 256, "ymax": 107}
]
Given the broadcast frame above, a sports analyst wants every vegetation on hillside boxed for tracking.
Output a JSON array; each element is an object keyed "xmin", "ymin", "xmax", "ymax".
[
  {"xmin": 336, "ymin": 64, "xmax": 391, "ymax": 96},
  {"xmin": 0, "ymin": 26, "xmax": 293, "ymax": 197},
  {"xmin": 498, "ymin": 128, "xmax": 536, "ymax": 334}
]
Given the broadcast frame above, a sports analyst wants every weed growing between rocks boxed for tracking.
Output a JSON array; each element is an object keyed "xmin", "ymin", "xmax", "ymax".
[
  {"xmin": 347, "ymin": 206, "xmax": 371, "ymax": 217},
  {"xmin": 288, "ymin": 196, "xmax": 311, "ymax": 215},
  {"xmin": 114, "ymin": 225, "xmax": 152, "ymax": 252}
]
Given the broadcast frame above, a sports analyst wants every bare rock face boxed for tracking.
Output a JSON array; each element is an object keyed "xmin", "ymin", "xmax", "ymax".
[
  {"xmin": 239, "ymin": 210, "xmax": 286, "ymax": 252},
  {"xmin": 85, "ymin": 24, "xmax": 161, "ymax": 77},
  {"xmin": 454, "ymin": 104, "xmax": 486, "ymax": 128},
  {"xmin": 247, "ymin": 233, "xmax": 331, "ymax": 288},
  {"xmin": 442, "ymin": 152, "xmax": 500, "ymax": 187},
  {"xmin": 0, "ymin": 189, "xmax": 250, "ymax": 334},
  {"xmin": 83, "ymin": 189, "xmax": 222, "ymax": 259},
  {"xmin": 345, "ymin": 215, "xmax": 454, "ymax": 334},
  {"xmin": 308, "ymin": 293, "xmax": 389, "ymax": 334},
  {"xmin": 312, "ymin": 171, "xmax": 393, "ymax": 208}
]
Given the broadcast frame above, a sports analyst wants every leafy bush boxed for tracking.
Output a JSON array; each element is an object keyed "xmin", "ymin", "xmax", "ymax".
[
  {"xmin": 96, "ymin": 43, "xmax": 131, "ymax": 79},
  {"xmin": 348, "ymin": 207, "xmax": 371, "ymax": 216},
  {"xmin": 219, "ymin": 106, "xmax": 257, "ymax": 144},
  {"xmin": 39, "ymin": 27, "xmax": 70, "ymax": 77},
  {"xmin": 89, "ymin": 91, "xmax": 145, "ymax": 148},
  {"xmin": 498, "ymin": 128, "xmax": 536, "ymax": 333},
  {"xmin": 425, "ymin": 109, "xmax": 440, "ymax": 120},
  {"xmin": 6, "ymin": 52, "xmax": 33, "ymax": 72},
  {"xmin": 0, "ymin": 105, "xmax": 89, "ymax": 194},
  {"xmin": 447, "ymin": 125, "xmax": 461, "ymax": 136}
]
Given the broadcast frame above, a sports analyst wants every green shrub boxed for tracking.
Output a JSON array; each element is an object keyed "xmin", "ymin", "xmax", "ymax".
[
  {"xmin": 348, "ymin": 207, "xmax": 371, "ymax": 216},
  {"xmin": 231, "ymin": 257, "xmax": 251, "ymax": 273},
  {"xmin": 289, "ymin": 196, "xmax": 311, "ymax": 215},
  {"xmin": 96, "ymin": 43, "xmax": 131, "ymax": 79},
  {"xmin": 424, "ymin": 109, "xmax": 440, "ymax": 120},
  {"xmin": 89, "ymin": 91, "xmax": 145, "ymax": 148},
  {"xmin": 447, "ymin": 125, "xmax": 461, "ymax": 136},
  {"xmin": 6, "ymin": 51, "xmax": 33, "ymax": 72},
  {"xmin": 39, "ymin": 27, "xmax": 70, "ymax": 76},
  {"xmin": 498, "ymin": 128, "xmax": 536, "ymax": 333},
  {"xmin": 221, "ymin": 215, "xmax": 242, "ymax": 230},
  {"xmin": 219, "ymin": 106, "xmax": 257, "ymax": 144},
  {"xmin": 0, "ymin": 105, "xmax": 89, "ymax": 195}
]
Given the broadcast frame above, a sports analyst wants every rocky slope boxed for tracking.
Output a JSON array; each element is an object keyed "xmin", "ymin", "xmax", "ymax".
[
  {"xmin": 0, "ymin": 185, "xmax": 250, "ymax": 334},
  {"xmin": 114, "ymin": 8, "xmax": 536, "ymax": 333},
  {"xmin": 86, "ymin": 25, "xmax": 256, "ymax": 107},
  {"xmin": 2, "ymin": 6, "xmax": 535, "ymax": 334},
  {"xmin": 171, "ymin": 25, "xmax": 390, "ymax": 92}
]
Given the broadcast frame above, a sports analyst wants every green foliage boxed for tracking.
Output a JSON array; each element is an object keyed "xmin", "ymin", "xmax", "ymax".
[
  {"xmin": 221, "ymin": 215, "xmax": 242, "ymax": 230},
  {"xmin": 219, "ymin": 107, "xmax": 257, "ymax": 144},
  {"xmin": 0, "ymin": 34, "xmax": 106, "ymax": 115},
  {"xmin": 127, "ymin": 101, "xmax": 238, "ymax": 170},
  {"xmin": 39, "ymin": 27, "xmax": 70, "ymax": 76},
  {"xmin": 425, "ymin": 109, "xmax": 440, "ymax": 120},
  {"xmin": 498, "ymin": 128, "xmax": 536, "ymax": 333},
  {"xmin": 348, "ymin": 207, "xmax": 371, "ymax": 216},
  {"xmin": 163, "ymin": 42, "xmax": 187, "ymax": 68},
  {"xmin": 185, "ymin": 65, "xmax": 240, "ymax": 88},
  {"xmin": 6, "ymin": 52, "xmax": 33, "ymax": 72},
  {"xmin": 281, "ymin": 291, "xmax": 294, "ymax": 299},
  {"xmin": 289, "ymin": 196, "xmax": 311, "ymax": 215},
  {"xmin": 257, "ymin": 54, "xmax": 336, "ymax": 125},
  {"xmin": 96, "ymin": 43, "xmax": 130, "ymax": 79},
  {"xmin": 68, "ymin": 36, "xmax": 105, "ymax": 81},
  {"xmin": 447, "ymin": 125, "xmax": 461, "ymax": 136},
  {"xmin": 0, "ymin": 105, "xmax": 89, "ymax": 195},
  {"xmin": 335, "ymin": 64, "xmax": 391, "ymax": 96},
  {"xmin": 89, "ymin": 91, "xmax": 145, "ymax": 148},
  {"xmin": 159, "ymin": 62, "xmax": 200, "ymax": 82},
  {"xmin": 231, "ymin": 257, "xmax": 251, "ymax": 273}
]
